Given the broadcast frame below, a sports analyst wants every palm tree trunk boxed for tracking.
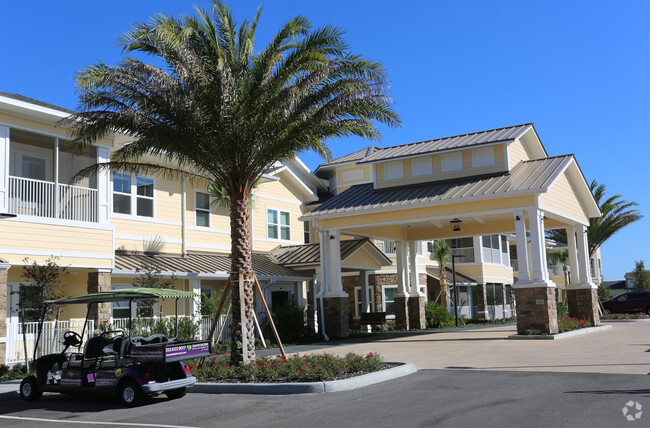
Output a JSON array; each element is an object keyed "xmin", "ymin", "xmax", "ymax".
[
  {"xmin": 439, "ymin": 265, "xmax": 448, "ymax": 309},
  {"xmin": 229, "ymin": 193, "xmax": 256, "ymax": 365}
]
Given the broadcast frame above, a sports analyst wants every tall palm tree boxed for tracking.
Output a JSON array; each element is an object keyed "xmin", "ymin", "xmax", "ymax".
[
  {"xmin": 548, "ymin": 180, "xmax": 642, "ymax": 258},
  {"xmin": 432, "ymin": 241, "xmax": 452, "ymax": 309},
  {"xmin": 66, "ymin": 1, "xmax": 400, "ymax": 364}
]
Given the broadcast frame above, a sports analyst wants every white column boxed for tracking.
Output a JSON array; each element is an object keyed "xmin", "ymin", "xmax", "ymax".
[
  {"xmin": 54, "ymin": 138, "xmax": 60, "ymax": 218},
  {"xmin": 527, "ymin": 209, "xmax": 548, "ymax": 282},
  {"xmin": 474, "ymin": 236, "xmax": 484, "ymax": 265},
  {"xmin": 513, "ymin": 210, "xmax": 531, "ymax": 285},
  {"xmin": 324, "ymin": 230, "xmax": 346, "ymax": 297},
  {"xmin": 566, "ymin": 226, "xmax": 580, "ymax": 286},
  {"xmin": 576, "ymin": 225, "xmax": 594, "ymax": 287},
  {"xmin": 395, "ymin": 240, "xmax": 408, "ymax": 297},
  {"xmin": 0, "ymin": 126, "xmax": 9, "ymax": 213},
  {"xmin": 318, "ymin": 231, "xmax": 329, "ymax": 293},
  {"xmin": 359, "ymin": 270, "xmax": 370, "ymax": 314},
  {"xmin": 96, "ymin": 147, "xmax": 111, "ymax": 224},
  {"xmin": 408, "ymin": 241, "xmax": 422, "ymax": 297}
]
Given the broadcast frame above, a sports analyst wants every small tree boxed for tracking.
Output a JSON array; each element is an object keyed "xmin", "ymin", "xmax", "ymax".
[
  {"xmin": 432, "ymin": 241, "xmax": 452, "ymax": 309},
  {"xmin": 632, "ymin": 260, "xmax": 650, "ymax": 291},
  {"xmin": 131, "ymin": 262, "xmax": 176, "ymax": 317},
  {"xmin": 550, "ymin": 249, "xmax": 569, "ymax": 302},
  {"xmin": 14, "ymin": 258, "xmax": 67, "ymax": 322}
]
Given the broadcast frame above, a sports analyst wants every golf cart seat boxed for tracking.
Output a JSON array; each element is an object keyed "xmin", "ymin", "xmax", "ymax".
[
  {"xmin": 84, "ymin": 336, "xmax": 114, "ymax": 359},
  {"xmin": 140, "ymin": 334, "xmax": 169, "ymax": 345}
]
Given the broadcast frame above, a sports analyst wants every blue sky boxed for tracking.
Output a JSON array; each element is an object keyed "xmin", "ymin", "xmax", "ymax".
[{"xmin": 1, "ymin": 0, "xmax": 648, "ymax": 280}]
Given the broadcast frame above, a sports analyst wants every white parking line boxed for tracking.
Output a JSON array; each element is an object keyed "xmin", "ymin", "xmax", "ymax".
[{"xmin": 0, "ymin": 415, "xmax": 201, "ymax": 428}]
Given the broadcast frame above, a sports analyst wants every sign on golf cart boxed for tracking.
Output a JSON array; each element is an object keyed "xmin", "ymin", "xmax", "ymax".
[{"xmin": 19, "ymin": 288, "xmax": 211, "ymax": 407}]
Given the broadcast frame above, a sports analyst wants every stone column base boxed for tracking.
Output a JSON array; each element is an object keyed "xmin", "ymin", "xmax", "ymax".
[
  {"xmin": 88, "ymin": 271, "xmax": 112, "ymax": 326},
  {"xmin": 408, "ymin": 296, "xmax": 426, "ymax": 329},
  {"xmin": 394, "ymin": 296, "xmax": 409, "ymax": 330},
  {"xmin": 567, "ymin": 288, "xmax": 600, "ymax": 326},
  {"xmin": 514, "ymin": 286, "xmax": 558, "ymax": 335},
  {"xmin": 323, "ymin": 296, "xmax": 349, "ymax": 338},
  {"xmin": 476, "ymin": 283, "xmax": 488, "ymax": 320}
]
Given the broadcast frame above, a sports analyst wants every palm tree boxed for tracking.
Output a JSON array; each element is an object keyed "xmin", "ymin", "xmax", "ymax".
[
  {"xmin": 548, "ymin": 180, "xmax": 642, "ymax": 258},
  {"xmin": 66, "ymin": 1, "xmax": 400, "ymax": 364},
  {"xmin": 550, "ymin": 249, "xmax": 569, "ymax": 301},
  {"xmin": 432, "ymin": 241, "xmax": 452, "ymax": 309}
]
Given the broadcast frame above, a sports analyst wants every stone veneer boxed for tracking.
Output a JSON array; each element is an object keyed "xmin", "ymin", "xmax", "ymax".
[
  {"xmin": 323, "ymin": 296, "xmax": 349, "ymax": 338},
  {"xmin": 0, "ymin": 267, "xmax": 8, "ymax": 365},
  {"xmin": 567, "ymin": 288, "xmax": 600, "ymax": 326},
  {"xmin": 514, "ymin": 286, "xmax": 558, "ymax": 334},
  {"xmin": 393, "ymin": 296, "xmax": 409, "ymax": 330},
  {"xmin": 87, "ymin": 271, "xmax": 112, "ymax": 326},
  {"xmin": 408, "ymin": 296, "xmax": 426, "ymax": 329}
]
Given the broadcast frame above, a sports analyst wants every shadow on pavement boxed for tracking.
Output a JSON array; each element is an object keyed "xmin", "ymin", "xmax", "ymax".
[
  {"xmin": 0, "ymin": 393, "xmax": 170, "ymax": 415},
  {"xmin": 565, "ymin": 389, "xmax": 650, "ymax": 397}
]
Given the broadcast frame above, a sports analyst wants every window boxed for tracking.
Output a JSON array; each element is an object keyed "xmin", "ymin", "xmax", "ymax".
[
  {"xmin": 445, "ymin": 237, "xmax": 475, "ymax": 263},
  {"xmin": 383, "ymin": 286, "xmax": 396, "ymax": 317},
  {"xmin": 195, "ymin": 191, "xmax": 211, "ymax": 227},
  {"xmin": 482, "ymin": 235, "xmax": 504, "ymax": 264},
  {"xmin": 112, "ymin": 173, "xmax": 155, "ymax": 217},
  {"xmin": 303, "ymin": 221, "xmax": 311, "ymax": 243},
  {"xmin": 441, "ymin": 151, "xmax": 463, "ymax": 172},
  {"xmin": 21, "ymin": 155, "xmax": 47, "ymax": 180},
  {"xmin": 500, "ymin": 235, "xmax": 509, "ymax": 266},
  {"xmin": 472, "ymin": 146, "xmax": 495, "ymax": 168},
  {"xmin": 267, "ymin": 209, "xmax": 291, "ymax": 240},
  {"xmin": 112, "ymin": 286, "xmax": 136, "ymax": 319},
  {"xmin": 342, "ymin": 169, "xmax": 364, "ymax": 182},
  {"xmin": 354, "ymin": 287, "xmax": 376, "ymax": 317},
  {"xmin": 384, "ymin": 161, "xmax": 404, "ymax": 180},
  {"xmin": 412, "ymin": 157, "xmax": 433, "ymax": 176}
]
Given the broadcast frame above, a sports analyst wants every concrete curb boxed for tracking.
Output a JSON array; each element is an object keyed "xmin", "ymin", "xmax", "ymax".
[
  {"xmin": 0, "ymin": 380, "xmax": 20, "ymax": 402},
  {"xmin": 601, "ymin": 318, "xmax": 650, "ymax": 323},
  {"xmin": 191, "ymin": 362, "xmax": 417, "ymax": 395},
  {"xmin": 507, "ymin": 324, "xmax": 612, "ymax": 340}
]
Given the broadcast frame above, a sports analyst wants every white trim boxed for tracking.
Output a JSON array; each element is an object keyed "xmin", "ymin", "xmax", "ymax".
[
  {"xmin": 341, "ymin": 168, "xmax": 365, "ymax": 182},
  {"xmin": 0, "ymin": 95, "xmax": 70, "ymax": 118},
  {"xmin": 0, "ymin": 214, "xmax": 115, "ymax": 230},
  {"xmin": 441, "ymin": 151, "xmax": 463, "ymax": 172},
  {"xmin": 112, "ymin": 269, "xmax": 229, "ymax": 279},
  {"xmin": 384, "ymin": 161, "xmax": 404, "ymax": 180},
  {"xmin": 472, "ymin": 146, "xmax": 495, "ymax": 168},
  {"xmin": 251, "ymin": 192, "xmax": 302, "ymax": 206},
  {"xmin": 110, "ymin": 172, "xmax": 156, "ymax": 219},
  {"xmin": 266, "ymin": 206, "xmax": 292, "ymax": 242},
  {"xmin": 194, "ymin": 189, "xmax": 211, "ymax": 228},
  {"xmin": 111, "ymin": 213, "xmax": 182, "ymax": 226},
  {"xmin": 186, "ymin": 226, "xmax": 230, "ymax": 234},
  {"xmin": 412, "ymin": 156, "xmax": 433, "ymax": 176},
  {"xmin": 0, "ymin": 247, "xmax": 113, "ymax": 260},
  {"xmin": 0, "ymin": 120, "xmax": 114, "ymax": 149},
  {"xmin": 185, "ymin": 242, "xmax": 231, "ymax": 251}
]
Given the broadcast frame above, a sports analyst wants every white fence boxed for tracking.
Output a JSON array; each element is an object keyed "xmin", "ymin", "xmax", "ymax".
[
  {"xmin": 8, "ymin": 176, "xmax": 98, "ymax": 222},
  {"xmin": 5, "ymin": 320, "xmax": 95, "ymax": 365}
]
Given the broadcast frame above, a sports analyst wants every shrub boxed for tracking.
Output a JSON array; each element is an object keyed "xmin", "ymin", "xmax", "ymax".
[
  {"xmin": 0, "ymin": 363, "xmax": 27, "ymax": 381},
  {"xmin": 556, "ymin": 299, "xmax": 569, "ymax": 319},
  {"xmin": 601, "ymin": 313, "xmax": 646, "ymax": 320},
  {"xmin": 558, "ymin": 316, "xmax": 592, "ymax": 333},
  {"xmin": 425, "ymin": 302, "xmax": 454, "ymax": 328}
]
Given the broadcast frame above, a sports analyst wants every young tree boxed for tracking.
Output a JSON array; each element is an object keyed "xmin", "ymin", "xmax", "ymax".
[
  {"xmin": 432, "ymin": 241, "xmax": 452, "ymax": 309},
  {"xmin": 131, "ymin": 262, "xmax": 176, "ymax": 317},
  {"xmin": 66, "ymin": 1, "xmax": 400, "ymax": 364},
  {"xmin": 550, "ymin": 249, "xmax": 569, "ymax": 301},
  {"xmin": 632, "ymin": 260, "xmax": 650, "ymax": 291},
  {"xmin": 14, "ymin": 258, "xmax": 67, "ymax": 322}
]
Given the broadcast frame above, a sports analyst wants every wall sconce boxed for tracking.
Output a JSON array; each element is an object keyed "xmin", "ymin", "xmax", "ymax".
[
  {"xmin": 515, "ymin": 215, "xmax": 521, "ymax": 221},
  {"xmin": 329, "ymin": 235, "xmax": 335, "ymax": 240},
  {"xmin": 450, "ymin": 218, "xmax": 462, "ymax": 231}
]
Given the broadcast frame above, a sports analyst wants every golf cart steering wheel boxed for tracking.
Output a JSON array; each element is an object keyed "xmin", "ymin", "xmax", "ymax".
[{"xmin": 63, "ymin": 331, "xmax": 83, "ymax": 347}]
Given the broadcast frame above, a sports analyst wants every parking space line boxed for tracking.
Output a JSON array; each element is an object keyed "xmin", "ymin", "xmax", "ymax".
[{"xmin": 0, "ymin": 415, "xmax": 200, "ymax": 428}]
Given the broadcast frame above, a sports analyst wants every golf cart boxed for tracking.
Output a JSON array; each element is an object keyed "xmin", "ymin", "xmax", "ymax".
[{"xmin": 19, "ymin": 288, "xmax": 211, "ymax": 406}]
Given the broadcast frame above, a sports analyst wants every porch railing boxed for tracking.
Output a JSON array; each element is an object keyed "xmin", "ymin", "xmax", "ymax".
[{"xmin": 8, "ymin": 176, "xmax": 98, "ymax": 222}]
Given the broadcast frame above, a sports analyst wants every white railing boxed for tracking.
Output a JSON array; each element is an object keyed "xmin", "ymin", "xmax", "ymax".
[
  {"xmin": 8, "ymin": 176, "xmax": 98, "ymax": 222},
  {"xmin": 110, "ymin": 315, "xmax": 233, "ymax": 344},
  {"xmin": 6, "ymin": 320, "xmax": 95, "ymax": 365},
  {"xmin": 382, "ymin": 241, "xmax": 396, "ymax": 256}
]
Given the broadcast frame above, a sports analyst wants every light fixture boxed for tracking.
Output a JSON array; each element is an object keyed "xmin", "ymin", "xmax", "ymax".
[
  {"xmin": 329, "ymin": 235, "xmax": 335, "ymax": 240},
  {"xmin": 515, "ymin": 215, "xmax": 521, "ymax": 221},
  {"xmin": 450, "ymin": 218, "xmax": 462, "ymax": 232}
]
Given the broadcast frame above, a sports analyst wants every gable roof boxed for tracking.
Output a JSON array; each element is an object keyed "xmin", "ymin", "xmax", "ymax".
[
  {"xmin": 302, "ymin": 155, "xmax": 575, "ymax": 219},
  {"xmin": 358, "ymin": 123, "xmax": 534, "ymax": 164},
  {"xmin": 269, "ymin": 238, "xmax": 391, "ymax": 267}
]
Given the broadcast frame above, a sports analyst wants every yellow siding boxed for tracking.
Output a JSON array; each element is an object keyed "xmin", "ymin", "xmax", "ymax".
[
  {"xmin": 336, "ymin": 165, "xmax": 371, "ymax": 187},
  {"xmin": 374, "ymin": 144, "xmax": 507, "ymax": 189},
  {"xmin": 507, "ymin": 139, "xmax": 530, "ymax": 169},
  {"xmin": 342, "ymin": 249, "xmax": 384, "ymax": 269},
  {"xmin": 539, "ymin": 173, "xmax": 589, "ymax": 224},
  {"xmin": 154, "ymin": 177, "xmax": 183, "ymax": 223},
  {"xmin": 252, "ymin": 180, "xmax": 304, "ymax": 252},
  {"xmin": 481, "ymin": 265, "xmax": 514, "ymax": 283}
]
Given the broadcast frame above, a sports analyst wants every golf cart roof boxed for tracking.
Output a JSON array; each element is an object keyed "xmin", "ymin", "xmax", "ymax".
[{"xmin": 46, "ymin": 288, "xmax": 199, "ymax": 305}]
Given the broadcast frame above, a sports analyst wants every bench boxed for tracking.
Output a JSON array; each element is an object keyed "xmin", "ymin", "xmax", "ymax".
[{"xmin": 350, "ymin": 312, "xmax": 387, "ymax": 332}]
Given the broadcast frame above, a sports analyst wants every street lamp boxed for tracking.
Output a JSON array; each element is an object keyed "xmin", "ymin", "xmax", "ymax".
[{"xmin": 451, "ymin": 254, "xmax": 465, "ymax": 327}]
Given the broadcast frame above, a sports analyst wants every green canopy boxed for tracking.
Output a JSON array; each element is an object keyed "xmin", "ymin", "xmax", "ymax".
[{"xmin": 46, "ymin": 288, "xmax": 199, "ymax": 305}]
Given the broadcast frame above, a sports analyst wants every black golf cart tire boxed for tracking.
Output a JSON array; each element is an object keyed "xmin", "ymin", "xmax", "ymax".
[
  {"xmin": 165, "ymin": 387, "xmax": 187, "ymax": 399},
  {"xmin": 118, "ymin": 379, "xmax": 146, "ymax": 407},
  {"xmin": 20, "ymin": 376, "xmax": 42, "ymax": 402}
]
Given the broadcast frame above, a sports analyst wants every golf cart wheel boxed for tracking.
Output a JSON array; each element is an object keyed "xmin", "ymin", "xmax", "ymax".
[
  {"xmin": 165, "ymin": 387, "xmax": 187, "ymax": 399},
  {"xmin": 20, "ymin": 376, "xmax": 42, "ymax": 402},
  {"xmin": 118, "ymin": 379, "xmax": 146, "ymax": 407}
]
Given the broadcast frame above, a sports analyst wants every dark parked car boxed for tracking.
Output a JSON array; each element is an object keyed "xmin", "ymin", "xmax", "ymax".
[{"xmin": 602, "ymin": 291, "xmax": 650, "ymax": 315}]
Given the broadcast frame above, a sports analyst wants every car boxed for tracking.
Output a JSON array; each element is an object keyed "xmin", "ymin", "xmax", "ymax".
[
  {"xmin": 602, "ymin": 291, "xmax": 650, "ymax": 315},
  {"xmin": 19, "ymin": 288, "xmax": 211, "ymax": 406}
]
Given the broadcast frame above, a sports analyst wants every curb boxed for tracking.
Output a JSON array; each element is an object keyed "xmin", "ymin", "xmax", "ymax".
[
  {"xmin": 601, "ymin": 318, "xmax": 650, "ymax": 323},
  {"xmin": 191, "ymin": 362, "xmax": 417, "ymax": 395},
  {"xmin": 0, "ymin": 380, "xmax": 20, "ymax": 402},
  {"xmin": 507, "ymin": 324, "xmax": 612, "ymax": 340}
]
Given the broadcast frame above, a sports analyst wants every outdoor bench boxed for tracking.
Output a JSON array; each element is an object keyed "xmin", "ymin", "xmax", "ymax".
[{"xmin": 350, "ymin": 312, "xmax": 387, "ymax": 332}]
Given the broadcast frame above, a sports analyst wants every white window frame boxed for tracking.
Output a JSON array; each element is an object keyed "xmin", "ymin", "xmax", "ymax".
[
  {"xmin": 341, "ymin": 168, "xmax": 365, "ymax": 182},
  {"xmin": 111, "ymin": 173, "xmax": 156, "ymax": 219},
  {"xmin": 441, "ymin": 151, "xmax": 463, "ymax": 172},
  {"xmin": 412, "ymin": 156, "xmax": 433, "ymax": 176},
  {"xmin": 384, "ymin": 161, "xmax": 404, "ymax": 180},
  {"xmin": 10, "ymin": 148, "xmax": 52, "ymax": 181},
  {"xmin": 472, "ymin": 146, "xmax": 495, "ymax": 168},
  {"xmin": 266, "ymin": 207, "xmax": 291, "ymax": 241},
  {"xmin": 353, "ymin": 286, "xmax": 376, "ymax": 317},
  {"xmin": 303, "ymin": 221, "xmax": 311, "ymax": 244},
  {"xmin": 382, "ymin": 285, "xmax": 397, "ymax": 319},
  {"xmin": 111, "ymin": 285, "xmax": 139, "ymax": 319},
  {"xmin": 195, "ymin": 190, "xmax": 211, "ymax": 228}
]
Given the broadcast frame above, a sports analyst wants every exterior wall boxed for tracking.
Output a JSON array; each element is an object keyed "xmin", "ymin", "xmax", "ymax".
[
  {"xmin": 374, "ymin": 144, "xmax": 507, "ymax": 190},
  {"xmin": 507, "ymin": 139, "xmax": 530, "ymax": 169},
  {"xmin": 539, "ymin": 173, "xmax": 589, "ymax": 224},
  {"xmin": 335, "ymin": 165, "xmax": 372, "ymax": 194}
]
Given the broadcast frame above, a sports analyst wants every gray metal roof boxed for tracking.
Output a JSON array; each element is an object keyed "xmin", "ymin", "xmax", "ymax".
[
  {"xmin": 270, "ymin": 238, "xmax": 391, "ymax": 266},
  {"xmin": 323, "ymin": 146, "xmax": 380, "ymax": 166},
  {"xmin": 0, "ymin": 92, "xmax": 75, "ymax": 114},
  {"xmin": 426, "ymin": 266, "xmax": 477, "ymax": 285},
  {"xmin": 302, "ymin": 155, "xmax": 574, "ymax": 219},
  {"xmin": 358, "ymin": 123, "xmax": 533, "ymax": 164},
  {"xmin": 114, "ymin": 252, "xmax": 310, "ymax": 279}
]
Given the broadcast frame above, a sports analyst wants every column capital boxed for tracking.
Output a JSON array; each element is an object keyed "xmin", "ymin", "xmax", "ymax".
[{"xmin": 0, "ymin": 263, "xmax": 10, "ymax": 272}]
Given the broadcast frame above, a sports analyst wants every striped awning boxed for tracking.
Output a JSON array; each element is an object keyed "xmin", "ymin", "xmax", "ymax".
[{"xmin": 47, "ymin": 288, "xmax": 199, "ymax": 305}]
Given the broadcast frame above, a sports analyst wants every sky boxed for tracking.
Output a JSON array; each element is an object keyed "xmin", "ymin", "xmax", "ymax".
[{"xmin": 1, "ymin": 0, "xmax": 648, "ymax": 280}]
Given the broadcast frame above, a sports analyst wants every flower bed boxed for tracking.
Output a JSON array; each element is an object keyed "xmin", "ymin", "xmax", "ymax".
[
  {"xmin": 601, "ymin": 313, "xmax": 646, "ymax": 320},
  {"xmin": 558, "ymin": 316, "xmax": 592, "ymax": 333},
  {"xmin": 191, "ymin": 352, "xmax": 386, "ymax": 383}
]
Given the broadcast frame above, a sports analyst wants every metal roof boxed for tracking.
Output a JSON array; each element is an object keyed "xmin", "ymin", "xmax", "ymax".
[
  {"xmin": 358, "ymin": 124, "xmax": 533, "ymax": 164},
  {"xmin": 114, "ymin": 252, "xmax": 310, "ymax": 279},
  {"xmin": 0, "ymin": 92, "xmax": 75, "ymax": 114},
  {"xmin": 426, "ymin": 266, "xmax": 477, "ymax": 285},
  {"xmin": 322, "ymin": 146, "xmax": 380, "ymax": 166},
  {"xmin": 302, "ymin": 155, "xmax": 574, "ymax": 219},
  {"xmin": 270, "ymin": 238, "xmax": 391, "ymax": 266}
]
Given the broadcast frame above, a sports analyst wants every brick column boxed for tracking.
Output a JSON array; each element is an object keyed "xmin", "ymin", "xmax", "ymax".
[
  {"xmin": 394, "ymin": 296, "xmax": 409, "ymax": 330},
  {"xmin": 567, "ymin": 288, "xmax": 600, "ymax": 325},
  {"xmin": 475, "ymin": 283, "xmax": 488, "ymax": 320},
  {"xmin": 87, "ymin": 270, "xmax": 112, "ymax": 326},
  {"xmin": 323, "ymin": 296, "xmax": 349, "ymax": 338},
  {"xmin": 514, "ymin": 287, "xmax": 558, "ymax": 334},
  {"xmin": 0, "ymin": 263, "xmax": 10, "ymax": 365},
  {"xmin": 408, "ymin": 296, "xmax": 426, "ymax": 329}
]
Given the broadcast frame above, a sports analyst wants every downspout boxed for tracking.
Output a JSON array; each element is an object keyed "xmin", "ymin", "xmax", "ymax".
[
  {"xmin": 181, "ymin": 178, "xmax": 187, "ymax": 255},
  {"xmin": 313, "ymin": 222, "xmax": 329, "ymax": 341}
]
